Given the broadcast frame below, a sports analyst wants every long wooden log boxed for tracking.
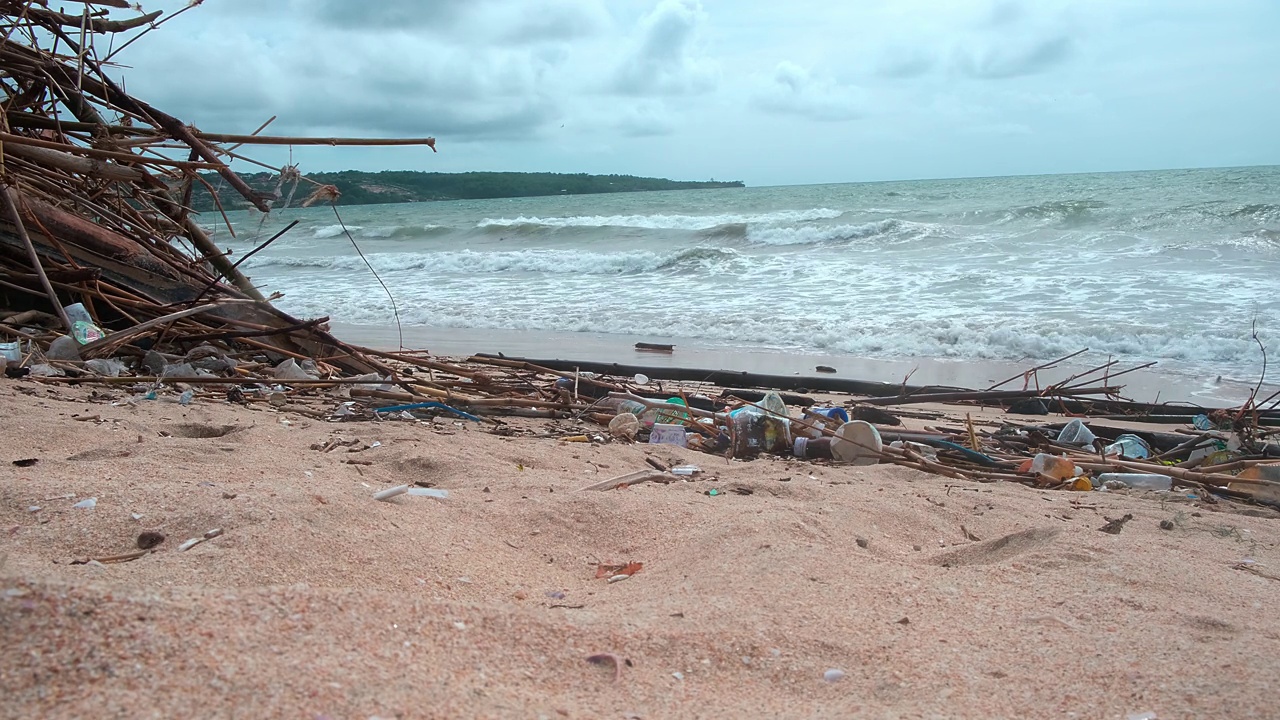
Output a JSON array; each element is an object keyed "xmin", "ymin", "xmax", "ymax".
[
  {"xmin": 0, "ymin": 131, "xmax": 222, "ymax": 169},
  {"xmin": 2, "ymin": 141, "xmax": 147, "ymax": 181},
  {"xmin": 470, "ymin": 354, "xmax": 955, "ymax": 396}
]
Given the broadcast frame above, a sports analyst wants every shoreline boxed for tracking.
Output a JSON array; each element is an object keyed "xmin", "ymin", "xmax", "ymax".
[{"xmin": 330, "ymin": 322, "xmax": 1269, "ymax": 406}]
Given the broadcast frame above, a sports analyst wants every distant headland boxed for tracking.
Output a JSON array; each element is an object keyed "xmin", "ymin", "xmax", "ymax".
[{"xmin": 190, "ymin": 171, "xmax": 745, "ymax": 210}]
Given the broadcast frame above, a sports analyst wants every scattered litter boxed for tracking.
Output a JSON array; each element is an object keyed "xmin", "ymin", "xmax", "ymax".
[
  {"xmin": 596, "ymin": 561, "xmax": 643, "ymax": 579},
  {"xmin": 823, "ymin": 669, "xmax": 846, "ymax": 683},
  {"xmin": 670, "ymin": 465, "xmax": 701, "ymax": 476},
  {"xmin": 71, "ymin": 497, "xmax": 97, "ymax": 509},
  {"xmin": 11, "ymin": 458, "xmax": 38, "ymax": 467}
]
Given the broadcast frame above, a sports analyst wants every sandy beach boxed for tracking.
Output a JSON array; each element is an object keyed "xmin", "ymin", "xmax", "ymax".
[{"xmin": 4, "ymin": 375, "xmax": 1279, "ymax": 719}]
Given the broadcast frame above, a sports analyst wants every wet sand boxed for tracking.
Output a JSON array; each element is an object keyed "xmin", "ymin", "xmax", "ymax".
[{"xmin": 330, "ymin": 322, "xmax": 1267, "ymax": 406}]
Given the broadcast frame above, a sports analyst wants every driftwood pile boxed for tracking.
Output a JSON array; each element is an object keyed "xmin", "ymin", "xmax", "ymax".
[{"xmin": 0, "ymin": 0, "xmax": 434, "ymax": 378}]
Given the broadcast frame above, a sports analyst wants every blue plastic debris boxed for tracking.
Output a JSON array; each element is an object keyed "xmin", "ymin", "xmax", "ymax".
[{"xmin": 374, "ymin": 401, "xmax": 482, "ymax": 423}]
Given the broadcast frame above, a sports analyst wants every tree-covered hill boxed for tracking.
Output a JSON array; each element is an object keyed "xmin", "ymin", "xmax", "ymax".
[{"xmin": 190, "ymin": 170, "xmax": 744, "ymax": 210}]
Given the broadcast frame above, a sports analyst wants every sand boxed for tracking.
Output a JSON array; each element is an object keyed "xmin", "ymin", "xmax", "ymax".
[{"xmin": 3, "ymin": 378, "xmax": 1280, "ymax": 719}]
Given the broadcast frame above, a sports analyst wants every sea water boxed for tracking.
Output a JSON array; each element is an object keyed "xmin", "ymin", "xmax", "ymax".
[{"xmin": 210, "ymin": 165, "xmax": 1279, "ymax": 392}]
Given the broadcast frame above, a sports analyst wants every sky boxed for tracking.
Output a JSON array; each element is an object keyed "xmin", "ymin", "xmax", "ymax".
[{"xmin": 110, "ymin": 0, "xmax": 1280, "ymax": 187}]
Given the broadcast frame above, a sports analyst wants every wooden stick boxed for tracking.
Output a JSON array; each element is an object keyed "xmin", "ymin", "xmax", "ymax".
[
  {"xmin": 578, "ymin": 469, "xmax": 669, "ymax": 492},
  {"xmin": 985, "ymin": 348, "xmax": 1089, "ymax": 391},
  {"xmin": 0, "ymin": 131, "xmax": 222, "ymax": 169}
]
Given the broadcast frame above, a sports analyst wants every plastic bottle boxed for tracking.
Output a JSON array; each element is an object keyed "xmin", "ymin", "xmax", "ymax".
[
  {"xmin": 63, "ymin": 302, "xmax": 106, "ymax": 344},
  {"xmin": 1103, "ymin": 434, "xmax": 1151, "ymax": 459},
  {"xmin": 1097, "ymin": 473, "xmax": 1172, "ymax": 491},
  {"xmin": 730, "ymin": 392, "xmax": 791, "ymax": 457},
  {"xmin": 1029, "ymin": 453, "xmax": 1078, "ymax": 480}
]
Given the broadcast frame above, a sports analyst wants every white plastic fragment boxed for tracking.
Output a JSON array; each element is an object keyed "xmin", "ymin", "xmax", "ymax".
[
  {"xmin": 131, "ymin": 513, "xmax": 144, "ymax": 521},
  {"xmin": 1126, "ymin": 713, "xmax": 1158, "ymax": 720},
  {"xmin": 823, "ymin": 668, "xmax": 846, "ymax": 683},
  {"xmin": 72, "ymin": 497, "xmax": 97, "ymax": 509},
  {"xmin": 27, "ymin": 506, "xmax": 40, "ymax": 513},
  {"xmin": 670, "ymin": 465, "xmax": 701, "ymax": 476},
  {"xmin": 204, "ymin": 528, "xmax": 223, "ymax": 539},
  {"xmin": 407, "ymin": 487, "xmax": 449, "ymax": 499},
  {"xmin": 607, "ymin": 574, "xmax": 631, "ymax": 584},
  {"xmin": 672, "ymin": 671, "xmax": 684, "ymax": 681},
  {"xmin": 178, "ymin": 537, "xmax": 203, "ymax": 552},
  {"xmin": 374, "ymin": 485, "xmax": 410, "ymax": 502}
]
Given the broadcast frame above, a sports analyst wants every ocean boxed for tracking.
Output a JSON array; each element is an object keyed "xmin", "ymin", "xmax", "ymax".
[{"xmin": 210, "ymin": 165, "xmax": 1279, "ymax": 402}]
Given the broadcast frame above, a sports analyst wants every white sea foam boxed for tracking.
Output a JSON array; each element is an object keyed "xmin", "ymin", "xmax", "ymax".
[
  {"xmin": 475, "ymin": 208, "xmax": 843, "ymax": 231},
  {"xmin": 744, "ymin": 219, "xmax": 944, "ymax": 246},
  {"xmin": 245, "ymin": 246, "xmax": 742, "ymax": 276}
]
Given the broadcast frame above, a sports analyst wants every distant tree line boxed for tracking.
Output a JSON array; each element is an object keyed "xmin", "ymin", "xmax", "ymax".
[{"xmin": 186, "ymin": 170, "xmax": 745, "ymax": 210}]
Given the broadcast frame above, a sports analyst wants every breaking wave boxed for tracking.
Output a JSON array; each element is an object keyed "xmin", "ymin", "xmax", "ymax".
[
  {"xmin": 244, "ymin": 246, "xmax": 742, "ymax": 276},
  {"xmin": 475, "ymin": 207, "xmax": 843, "ymax": 231},
  {"xmin": 745, "ymin": 219, "xmax": 943, "ymax": 246}
]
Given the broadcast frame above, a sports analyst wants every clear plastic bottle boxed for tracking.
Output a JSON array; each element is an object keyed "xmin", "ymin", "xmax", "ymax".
[{"xmin": 1097, "ymin": 473, "xmax": 1172, "ymax": 491}]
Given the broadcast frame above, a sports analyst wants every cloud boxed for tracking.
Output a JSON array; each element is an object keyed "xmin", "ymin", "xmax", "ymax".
[
  {"xmin": 612, "ymin": 102, "xmax": 677, "ymax": 137},
  {"xmin": 955, "ymin": 34, "xmax": 1074, "ymax": 79},
  {"xmin": 313, "ymin": 0, "xmax": 476, "ymax": 30},
  {"xmin": 611, "ymin": 0, "xmax": 716, "ymax": 96},
  {"xmin": 875, "ymin": 47, "xmax": 938, "ymax": 79},
  {"xmin": 753, "ymin": 62, "xmax": 865, "ymax": 121}
]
